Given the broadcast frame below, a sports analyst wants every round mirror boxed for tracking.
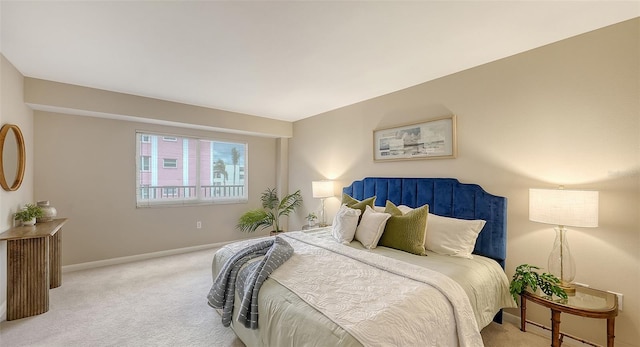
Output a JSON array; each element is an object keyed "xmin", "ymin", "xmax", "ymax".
[{"xmin": 0, "ymin": 124, "xmax": 26, "ymax": 191}]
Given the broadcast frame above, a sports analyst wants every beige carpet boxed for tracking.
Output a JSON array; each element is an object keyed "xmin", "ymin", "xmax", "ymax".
[{"xmin": 0, "ymin": 248, "xmax": 552, "ymax": 347}]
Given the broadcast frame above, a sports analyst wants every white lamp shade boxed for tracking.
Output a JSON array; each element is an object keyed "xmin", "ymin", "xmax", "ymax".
[
  {"xmin": 529, "ymin": 188, "xmax": 599, "ymax": 227},
  {"xmin": 312, "ymin": 180, "xmax": 334, "ymax": 198}
]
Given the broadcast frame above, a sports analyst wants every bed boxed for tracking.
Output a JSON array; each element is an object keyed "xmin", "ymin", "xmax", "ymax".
[{"xmin": 210, "ymin": 177, "xmax": 516, "ymax": 347}]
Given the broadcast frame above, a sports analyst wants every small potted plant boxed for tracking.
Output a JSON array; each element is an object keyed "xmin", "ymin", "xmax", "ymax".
[
  {"xmin": 305, "ymin": 212, "xmax": 318, "ymax": 227},
  {"xmin": 14, "ymin": 203, "xmax": 44, "ymax": 226},
  {"xmin": 509, "ymin": 264, "xmax": 567, "ymax": 304},
  {"xmin": 237, "ymin": 188, "xmax": 303, "ymax": 235}
]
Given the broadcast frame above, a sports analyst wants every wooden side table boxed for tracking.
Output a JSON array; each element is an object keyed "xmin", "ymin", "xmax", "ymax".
[
  {"xmin": 0, "ymin": 218, "xmax": 67, "ymax": 320},
  {"xmin": 520, "ymin": 284, "xmax": 618, "ymax": 347}
]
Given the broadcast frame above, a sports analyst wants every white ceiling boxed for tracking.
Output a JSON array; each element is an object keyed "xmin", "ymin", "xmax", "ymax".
[{"xmin": 1, "ymin": 1, "xmax": 638, "ymax": 122}]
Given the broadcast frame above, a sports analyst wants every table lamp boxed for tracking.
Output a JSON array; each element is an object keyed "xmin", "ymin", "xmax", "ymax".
[
  {"xmin": 312, "ymin": 180, "xmax": 334, "ymax": 227},
  {"xmin": 529, "ymin": 187, "xmax": 599, "ymax": 295}
]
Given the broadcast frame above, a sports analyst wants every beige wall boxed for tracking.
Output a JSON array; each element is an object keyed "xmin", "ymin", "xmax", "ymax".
[
  {"xmin": 33, "ymin": 112, "xmax": 279, "ymax": 265},
  {"xmin": 290, "ymin": 19, "xmax": 639, "ymax": 347},
  {"xmin": 0, "ymin": 55, "xmax": 35, "ymax": 320},
  {"xmin": 23, "ymin": 75, "xmax": 293, "ymax": 267},
  {"xmin": 25, "ymin": 78, "xmax": 293, "ymax": 138}
]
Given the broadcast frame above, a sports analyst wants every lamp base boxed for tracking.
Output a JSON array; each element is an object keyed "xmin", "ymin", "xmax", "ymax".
[
  {"xmin": 559, "ymin": 281, "xmax": 576, "ymax": 296},
  {"xmin": 548, "ymin": 226, "xmax": 577, "ymax": 297}
]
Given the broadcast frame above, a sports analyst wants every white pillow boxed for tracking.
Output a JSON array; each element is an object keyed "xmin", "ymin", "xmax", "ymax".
[
  {"xmin": 425, "ymin": 214, "xmax": 486, "ymax": 259},
  {"xmin": 355, "ymin": 205, "xmax": 391, "ymax": 249},
  {"xmin": 331, "ymin": 204, "xmax": 362, "ymax": 244}
]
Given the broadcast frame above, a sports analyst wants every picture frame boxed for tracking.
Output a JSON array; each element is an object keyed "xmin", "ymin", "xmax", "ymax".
[{"xmin": 373, "ymin": 115, "xmax": 457, "ymax": 162}]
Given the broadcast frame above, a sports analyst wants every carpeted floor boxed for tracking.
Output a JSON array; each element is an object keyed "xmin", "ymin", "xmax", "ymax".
[{"xmin": 0, "ymin": 248, "xmax": 553, "ymax": 347}]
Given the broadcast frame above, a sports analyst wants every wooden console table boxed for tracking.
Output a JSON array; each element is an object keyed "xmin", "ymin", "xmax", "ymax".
[{"xmin": 0, "ymin": 218, "xmax": 67, "ymax": 320}]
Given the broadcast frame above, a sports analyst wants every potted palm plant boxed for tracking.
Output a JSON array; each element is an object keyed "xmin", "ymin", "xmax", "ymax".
[
  {"xmin": 237, "ymin": 188, "xmax": 303, "ymax": 234},
  {"xmin": 14, "ymin": 203, "xmax": 44, "ymax": 226}
]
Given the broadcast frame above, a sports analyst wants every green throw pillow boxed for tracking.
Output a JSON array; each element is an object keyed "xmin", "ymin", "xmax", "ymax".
[
  {"xmin": 379, "ymin": 201, "xmax": 428, "ymax": 256},
  {"xmin": 342, "ymin": 193, "xmax": 376, "ymax": 218}
]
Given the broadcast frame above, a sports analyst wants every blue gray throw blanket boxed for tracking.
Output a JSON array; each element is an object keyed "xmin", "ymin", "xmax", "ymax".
[{"xmin": 207, "ymin": 236, "xmax": 294, "ymax": 329}]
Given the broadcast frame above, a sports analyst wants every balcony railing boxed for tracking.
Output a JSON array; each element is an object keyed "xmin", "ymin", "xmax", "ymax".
[{"xmin": 138, "ymin": 184, "xmax": 245, "ymax": 200}]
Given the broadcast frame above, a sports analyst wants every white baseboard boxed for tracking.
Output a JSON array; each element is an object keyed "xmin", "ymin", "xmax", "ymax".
[{"xmin": 62, "ymin": 241, "xmax": 232, "ymax": 273}]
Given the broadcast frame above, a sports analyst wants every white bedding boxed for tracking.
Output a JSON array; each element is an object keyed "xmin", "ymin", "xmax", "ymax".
[
  {"xmin": 271, "ymin": 231, "xmax": 483, "ymax": 346},
  {"xmin": 211, "ymin": 228, "xmax": 516, "ymax": 347}
]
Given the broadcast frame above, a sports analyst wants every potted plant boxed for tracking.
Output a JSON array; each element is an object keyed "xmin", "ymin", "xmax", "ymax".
[
  {"xmin": 237, "ymin": 188, "xmax": 303, "ymax": 234},
  {"xmin": 14, "ymin": 203, "xmax": 44, "ymax": 226},
  {"xmin": 509, "ymin": 264, "xmax": 568, "ymax": 303},
  {"xmin": 305, "ymin": 212, "xmax": 318, "ymax": 227}
]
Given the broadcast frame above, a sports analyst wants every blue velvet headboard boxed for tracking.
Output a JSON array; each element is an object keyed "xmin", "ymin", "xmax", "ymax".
[{"xmin": 343, "ymin": 177, "xmax": 507, "ymax": 268}]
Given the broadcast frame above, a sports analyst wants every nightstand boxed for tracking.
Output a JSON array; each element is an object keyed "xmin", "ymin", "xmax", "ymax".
[{"xmin": 520, "ymin": 284, "xmax": 618, "ymax": 347}]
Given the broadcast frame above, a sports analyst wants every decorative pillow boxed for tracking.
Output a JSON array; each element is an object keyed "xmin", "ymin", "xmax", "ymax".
[
  {"xmin": 378, "ymin": 201, "xmax": 428, "ymax": 256},
  {"xmin": 342, "ymin": 193, "xmax": 375, "ymax": 222},
  {"xmin": 426, "ymin": 214, "xmax": 486, "ymax": 259},
  {"xmin": 354, "ymin": 205, "xmax": 391, "ymax": 249},
  {"xmin": 331, "ymin": 204, "xmax": 362, "ymax": 244}
]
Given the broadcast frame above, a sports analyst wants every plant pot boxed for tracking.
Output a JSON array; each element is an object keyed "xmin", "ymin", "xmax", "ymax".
[{"xmin": 22, "ymin": 218, "xmax": 36, "ymax": 226}]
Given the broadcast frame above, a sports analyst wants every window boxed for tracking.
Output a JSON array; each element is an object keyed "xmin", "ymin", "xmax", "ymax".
[
  {"xmin": 140, "ymin": 156, "xmax": 150, "ymax": 171},
  {"xmin": 136, "ymin": 132, "xmax": 248, "ymax": 207},
  {"xmin": 163, "ymin": 158, "xmax": 178, "ymax": 168}
]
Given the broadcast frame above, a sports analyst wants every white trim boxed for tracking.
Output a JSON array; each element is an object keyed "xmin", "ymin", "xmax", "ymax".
[{"xmin": 62, "ymin": 241, "xmax": 234, "ymax": 273}]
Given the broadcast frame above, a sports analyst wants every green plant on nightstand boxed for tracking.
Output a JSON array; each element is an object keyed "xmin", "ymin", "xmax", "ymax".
[
  {"xmin": 14, "ymin": 203, "xmax": 44, "ymax": 226},
  {"xmin": 509, "ymin": 264, "xmax": 568, "ymax": 304},
  {"xmin": 305, "ymin": 212, "xmax": 318, "ymax": 226}
]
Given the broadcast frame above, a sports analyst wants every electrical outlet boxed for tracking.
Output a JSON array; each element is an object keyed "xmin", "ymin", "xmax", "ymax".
[
  {"xmin": 608, "ymin": 291, "xmax": 623, "ymax": 311},
  {"xmin": 196, "ymin": 221, "xmax": 202, "ymax": 229}
]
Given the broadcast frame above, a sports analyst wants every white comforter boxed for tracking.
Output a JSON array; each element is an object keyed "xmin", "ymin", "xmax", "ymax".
[
  {"xmin": 213, "ymin": 229, "xmax": 514, "ymax": 347},
  {"xmin": 272, "ymin": 231, "xmax": 482, "ymax": 346}
]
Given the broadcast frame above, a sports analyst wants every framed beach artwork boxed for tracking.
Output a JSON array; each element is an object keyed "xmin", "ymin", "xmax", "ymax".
[{"xmin": 373, "ymin": 115, "xmax": 457, "ymax": 162}]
